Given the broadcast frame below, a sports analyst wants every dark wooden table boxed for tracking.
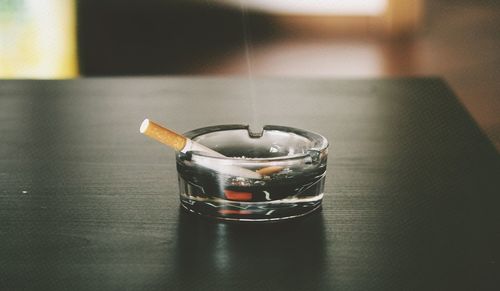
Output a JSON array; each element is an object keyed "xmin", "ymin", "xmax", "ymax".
[{"xmin": 1, "ymin": 78, "xmax": 499, "ymax": 290}]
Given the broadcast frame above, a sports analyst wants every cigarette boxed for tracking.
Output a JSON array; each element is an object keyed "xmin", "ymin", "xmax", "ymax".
[
  {"xmin": 140, "ymin": 119, "xmax": 224, "ymax": 157},
  {"xmin": 140, "ymin": 119, "xmax": 262, "ymax": 179}
]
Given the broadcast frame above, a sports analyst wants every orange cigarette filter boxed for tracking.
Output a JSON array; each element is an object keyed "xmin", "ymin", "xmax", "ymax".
[
  {"xmin": 140, "ymin": 119, "xmax": 186, "ymax": 151},
  {"xmin": 256, "ymin": 166, "xmax": 284, "ymax": 176}
]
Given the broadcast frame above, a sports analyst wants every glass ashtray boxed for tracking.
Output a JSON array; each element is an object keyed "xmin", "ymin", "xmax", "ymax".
[{"xmin": 176, "ymin": 125, "xmax": 328, "ymax": 222}]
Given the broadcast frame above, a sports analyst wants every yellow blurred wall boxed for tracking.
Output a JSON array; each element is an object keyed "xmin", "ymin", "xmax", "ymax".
[{"xmin": 0, "ymin": 0, "xmax": 78, "ymax": 79}]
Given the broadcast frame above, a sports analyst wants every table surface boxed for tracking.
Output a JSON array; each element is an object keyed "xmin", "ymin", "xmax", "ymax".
[{"xmin": 1, "ymin": 78, "xmax": 499, "ymax": 290}]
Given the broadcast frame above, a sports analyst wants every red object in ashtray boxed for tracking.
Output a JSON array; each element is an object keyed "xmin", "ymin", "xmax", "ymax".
[
  {"xmin": 224, "ymin": 190, "xmax": 253, "ymax": 201},
  {"xmin": 219, "ymin": 209, "xmax": 252, "ymax": 215}
]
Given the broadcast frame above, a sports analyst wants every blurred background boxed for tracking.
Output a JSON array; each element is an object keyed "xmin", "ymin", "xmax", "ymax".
[{"xmin": 1, "ymin": 0, "xmax": 499, "ymax": 149}]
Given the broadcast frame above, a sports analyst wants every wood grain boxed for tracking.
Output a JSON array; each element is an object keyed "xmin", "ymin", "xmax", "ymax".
[{"xmin": 0, "ymin": 78, "xmax": 498, "ymax": 290}]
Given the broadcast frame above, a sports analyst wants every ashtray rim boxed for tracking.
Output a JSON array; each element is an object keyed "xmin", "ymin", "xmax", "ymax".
[{"xmin": 182, "ymin": 124, "xmax": 329, "ymax": 163}]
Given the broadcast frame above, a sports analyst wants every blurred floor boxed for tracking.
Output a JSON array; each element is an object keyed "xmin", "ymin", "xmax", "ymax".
[{"xmin": 190, "ymin": 0, "xmax": 500, "ymax": 150}]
